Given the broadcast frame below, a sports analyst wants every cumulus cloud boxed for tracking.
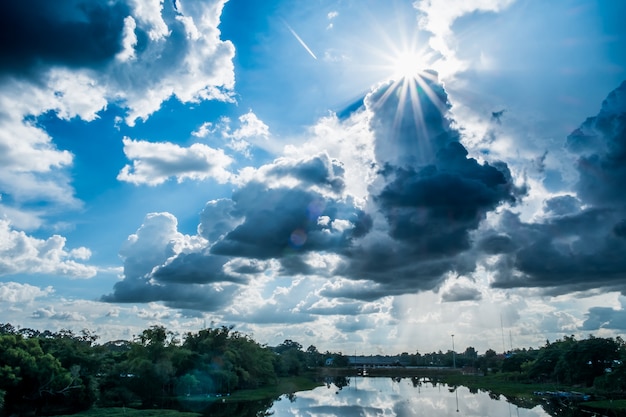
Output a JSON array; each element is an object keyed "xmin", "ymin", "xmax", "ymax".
[
  {"xmin": 0, "ymin": 282, "xmax": 54, "ymax": 303},
  {"xmin": 232, "ymin": 111, "xmax": 270, "ymax": 140},
  {"xmin": 440, "ymin": 281, "xmax": 482, "ymax": 302},
  {"xmin": 0, "ymin": 0, "xmax": 235, "ymax": 232},
  {"xmin": 0, "ymin": 219, "xmax": 96, "ymax": 278},
  {"xmin": 192, "ymin": 111, "xmax": 270, "ymax": 157},
  {"xmin": 117, "ymin": 137, "xmax": 233, "ymax": 185},
  {"xmin": 484, "ymin": 81, "xmax": 626, "ymax": 294},
  {"xmin": 1, "ymin": 0, "xmax": 235, "ymax": 121},
  {"xmin": 332, "ymin": 74, "xmax": 520, "ymax": 297},
  {"xmin": 413, "ymin": 0, "xmax": 515, "ymax": 78},
  {"xmin": 567, "ymin": 81, "xmax": 626, "ymax": 207},
  {"xmin": 0, "ymin": 0, "xmax": 129, "ymax": 78},
  {"xmin": 104, "ymin": 72, "xmax": 522, "ymax": 311},
  {"xmin": 32, "ymin": 306, "xmax": 86, "ymax": 322},
  {"xmin": 101, "ymin": 212, "xmax": 239, "ymax": 311},
  {"xmin": 209, "ymin": 182, "xmax": 368, "ymax": 260},
  {"xmin": 581, "ymin": 297, "xmax": 626, "ymax": 330}
]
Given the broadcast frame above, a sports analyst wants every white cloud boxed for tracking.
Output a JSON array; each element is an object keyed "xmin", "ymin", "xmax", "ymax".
[
  {"xmin": 414, "ymin": 0, "xmax": 515, "ymax": 78},
  {"xmin": 117, "ymin": 16, "xmax": 139, "ymax": 62},
  {"xmin": 192, "ymin": 111, "xmax": 270, "ymax": 157},
  {"xmin": 120, "ymin": 213, "xmax": 206, "ymax": 275},
  {"xmin": 117, "ymin": 137, "xmax": 234, "ymax": 185},
  {"xmin": 0, "ymin": 0, "xmax": 236, "ymax": 230},
  {"xmin": 326, "ymin": 11, "xmax": 339, "ymax": 30},
  {"xmin": 0, "ymin": 282, "xmax": 54, "ymax": 303},
  {"xmin": 114, "ymin": 0, "xmax": 235, "ymax": 125},
  {"xmin": 0, "ymin": 220, "xmax": 97, "ymax": 279},
  {"xmin": 192, "ymin": 121, "xmax": 216, "ymax": 138},
  {"xmin": 284, "ymin": 109, "xmax": 376, "ymax": 204},
  {"xmin": 232, "ymin": 111, "xmax": 270, "ymax": 140},
  {"xmin": 128, "ymin": 0, "xmax": 170, "ymax": 41},
  {"xmin": 32, "ymin": 306, "xmax": 87, "ymax": 322}
]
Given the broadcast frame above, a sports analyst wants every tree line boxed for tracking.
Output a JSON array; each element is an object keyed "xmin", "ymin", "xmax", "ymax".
[
  {"xmin": 1, "ymin": 322, "xmax": 624, "ymax": 415},
  {"xmin": 0, "ymin": 323, "xmax": 348, "ymax": 415}
]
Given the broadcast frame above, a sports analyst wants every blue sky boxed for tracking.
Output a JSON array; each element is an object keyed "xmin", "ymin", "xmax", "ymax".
[{"xmin": 1, "ymin": 0, "xmax": 625, "ymax": 354}]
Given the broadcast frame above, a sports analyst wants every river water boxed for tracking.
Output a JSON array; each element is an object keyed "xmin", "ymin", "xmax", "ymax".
[{"xmin": 193, "ymin": 376, "xmax": 599, "ymax": 417}]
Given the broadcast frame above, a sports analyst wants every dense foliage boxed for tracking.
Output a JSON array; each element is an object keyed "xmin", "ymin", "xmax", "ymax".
[
  {"xmin": 0, "ymin": 323, "xmax": 347, "ymax": 415},
  {"xmin": 0, "ymin": 323, "xmax": 624, "ymax": 416}
]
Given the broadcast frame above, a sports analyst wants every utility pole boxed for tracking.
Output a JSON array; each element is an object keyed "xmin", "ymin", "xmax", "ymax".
[{"xmin": 451, "ymin": 334, "xmax": 456, "ymax": 369}]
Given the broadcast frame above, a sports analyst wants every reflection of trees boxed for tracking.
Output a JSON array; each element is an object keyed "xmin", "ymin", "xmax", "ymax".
[{"xmin": 333, "ymin": 376, "xmax": 350, "ymax": 390}]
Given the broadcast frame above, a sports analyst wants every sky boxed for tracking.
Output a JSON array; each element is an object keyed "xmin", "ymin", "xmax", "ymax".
[{"xmin": 1, "ymin": 0, "xmax": 625, "ymax": 355}]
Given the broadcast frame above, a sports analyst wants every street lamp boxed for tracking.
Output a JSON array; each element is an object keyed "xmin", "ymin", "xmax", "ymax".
[{"xmin": 451, "ymin": 334, "xmax": 456, "ymax": 369}]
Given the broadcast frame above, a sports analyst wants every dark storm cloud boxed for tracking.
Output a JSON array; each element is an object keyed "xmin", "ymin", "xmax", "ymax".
[
  {"xmin": 477, "ymin": 234, "xmax": 517, "ymax": 255},
  {"xmin": 337, "ymin": 242, "xmax": 476, "ymax": 295},
  {"xmin": 487, "ymin": 81, "xmax": 626, "ymax": 294},
  {"xmin": 543, "ymin": 195, "xmax": 581, "ymax": 216},
  {"xmin": 581, "ymin": 306, "xmax": 626, "ymax": 331},
  {"xmin": 151, "ymin": 252, "xmax": 245, "ymax": 284},
  {"xmin": 210, "ymin": 182, "xmax": 370, "ymax": 259},
  {"xmin": 567, "ymin": 80, "xmax": 626, "ymax": 206},
  {"xmin": 0, "ymin": 0, "xmax": 129, "ymax": 78},
  {"xmin": 266, "ymin": 153, "xmax": 346, "ymax": 194},
  {"xmin": 101, "ymin": 280, "xmax": 238, "ymax": 312},
  {"xmin": 375, "ymin": 141, "xmax": 516, "ymax": 257},
  {"xmin": 489, "ymin": 209, "xmax": 626, "ymax": 292},
  {"xmin": 332, "ymin": 75, "xmax": 520, "ymax": 297}
]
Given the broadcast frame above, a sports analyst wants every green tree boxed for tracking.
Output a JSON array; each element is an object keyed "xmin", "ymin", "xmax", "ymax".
[
  {"xmin": 274, "ymin": 340, "xmax": 305, "ymax": 376},
  {"xmin": 305, "ymin": 345, "xmax": 324, "ymax": 368},
  {"xmin": 0, "ymin": 334, "xmax": 79, "ymax": 414},
  {"xmin": 37, "ymin": 328, "xmax": 102, "ymax": 410},
  {"xmin": 501, "ymin": 352, "xmax": 532, "ymax": 373}
]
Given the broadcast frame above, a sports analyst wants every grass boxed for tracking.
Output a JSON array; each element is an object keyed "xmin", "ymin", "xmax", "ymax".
[
  {"xmin": 440, "ymin": 373, "xmax": 578, "ymax": 399},
  {"xmin": 583, "ymin": 399, "xmax": 626, "ymax": 411},
  {"xmin": 55, "ymin": 408, "xmax": 201, "ymax": 417},
  {"xmin": 181, "ymin": 375, "xmax": 322, "ymax": 403}
]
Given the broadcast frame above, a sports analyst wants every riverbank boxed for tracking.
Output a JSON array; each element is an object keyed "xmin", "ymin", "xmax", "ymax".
[
  {"xmin": 58, "ymin": 376, "xmax": 322, "ymax": 417},
  {"xmin": 57, "ymin": 370, "xmax": 626, "ymax": 416},
  {"xmin": 440, "ymin": 372, "xmax": 626, "ymax": 414},
  {"xmin": 317, "ymin": 366, "xmax": 461, "ymax": 378}
]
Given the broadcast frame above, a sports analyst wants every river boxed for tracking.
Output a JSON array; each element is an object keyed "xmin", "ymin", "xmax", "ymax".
[{"xmin": 191, "ymin": 376, "xmax": 601, "ymax": 416}]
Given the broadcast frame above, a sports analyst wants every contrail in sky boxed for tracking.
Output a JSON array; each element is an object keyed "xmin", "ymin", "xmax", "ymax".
[{"xmin": 283, "ymin": 20, "xmax": 317, "ymax": 60}]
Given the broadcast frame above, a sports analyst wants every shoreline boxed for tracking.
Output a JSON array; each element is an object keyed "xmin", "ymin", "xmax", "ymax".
[{"xmin": 59, "ymin": 369, "xmax": 626, "ymax": 416}]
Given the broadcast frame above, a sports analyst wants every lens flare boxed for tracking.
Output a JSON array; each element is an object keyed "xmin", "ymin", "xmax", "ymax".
[{"xmin": 289, "ymin": 229, "xmax": 307, "ymax": 248}]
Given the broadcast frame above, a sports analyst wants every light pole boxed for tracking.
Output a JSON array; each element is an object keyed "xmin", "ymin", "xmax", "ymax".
[{"xmin": 451, "ymin": 334, "xmax": 456, "ymax": 369}]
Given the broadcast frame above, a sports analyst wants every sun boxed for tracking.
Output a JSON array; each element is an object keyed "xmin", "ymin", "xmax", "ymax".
[{"xmin": 391, "ymin": 50, "xmax": 424, "ymax": 80}]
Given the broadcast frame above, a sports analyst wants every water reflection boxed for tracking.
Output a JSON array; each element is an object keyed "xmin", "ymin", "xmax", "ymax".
[{"xmin": 198, "ymin": 377, "xmax": 594, "ymax": 417}]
